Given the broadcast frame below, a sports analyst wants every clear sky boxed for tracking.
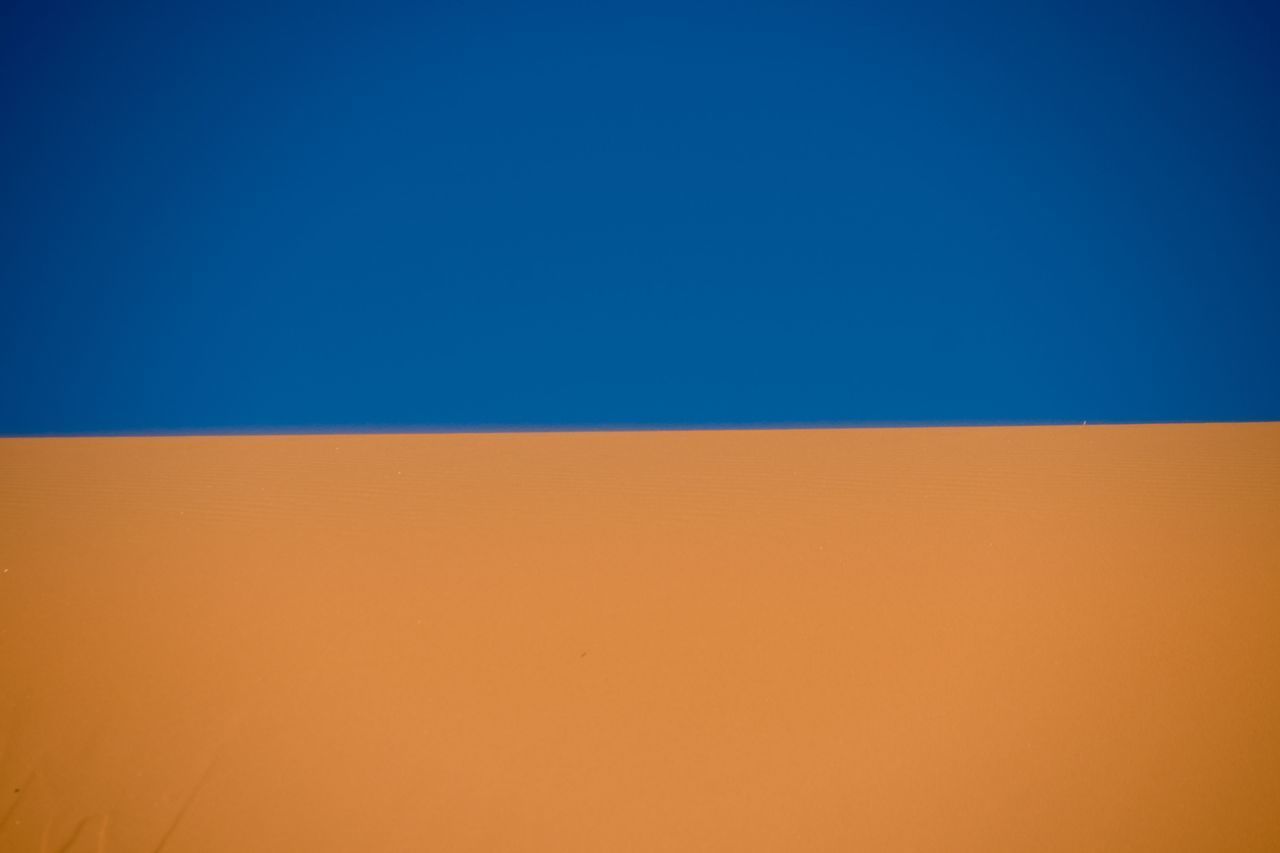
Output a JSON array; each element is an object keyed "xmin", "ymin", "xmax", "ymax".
[{"xmin": 2, "ymin": 0, "xmax": 1277, "ymax": 434}]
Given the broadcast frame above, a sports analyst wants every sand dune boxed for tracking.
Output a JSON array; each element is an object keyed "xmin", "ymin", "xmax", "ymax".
[{"xmin": 1, "ymin": 423, "xmax": 1278, "ymax": 851}]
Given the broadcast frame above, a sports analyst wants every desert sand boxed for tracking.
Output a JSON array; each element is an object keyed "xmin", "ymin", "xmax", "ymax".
[{"xmin": 1, "ymin": 422, "xmax": 1278, "ymax": 851}]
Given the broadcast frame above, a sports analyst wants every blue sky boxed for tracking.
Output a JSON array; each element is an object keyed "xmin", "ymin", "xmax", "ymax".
[{"xmin": 2, "ymin": 0, "xmax": 1277, "ymax": 434}]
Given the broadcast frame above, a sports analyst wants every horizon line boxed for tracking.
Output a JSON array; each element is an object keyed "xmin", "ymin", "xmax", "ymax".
[{"xmin": 3, "ymin": 418, "xmax": 1277, "ymax": 440}]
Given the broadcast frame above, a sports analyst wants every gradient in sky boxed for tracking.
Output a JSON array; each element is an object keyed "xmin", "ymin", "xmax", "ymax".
[{"xmin": 2, "ymin": 0, "xmax": 1277, "ymax": 434}]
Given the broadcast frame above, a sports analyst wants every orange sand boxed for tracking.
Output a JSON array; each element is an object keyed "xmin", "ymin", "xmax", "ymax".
[{"xmin": 1, "ymin": 423, "xmax": 1278, "ymax": 851}]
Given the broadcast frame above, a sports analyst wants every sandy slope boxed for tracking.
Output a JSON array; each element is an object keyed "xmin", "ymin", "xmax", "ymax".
[{"xmin": 1, "ymin": 423, "xmax": 1278, "ymax": 851}]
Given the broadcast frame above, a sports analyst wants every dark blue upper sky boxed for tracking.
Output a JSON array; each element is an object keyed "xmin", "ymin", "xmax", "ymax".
[{"xmin": 2, "ymin": 0, "xmax": 1277, "ymax": 434}]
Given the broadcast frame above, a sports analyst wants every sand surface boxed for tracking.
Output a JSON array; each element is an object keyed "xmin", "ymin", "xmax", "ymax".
[{"xmin": 1, "ymin": 423, "xmax": 1278, "ymax": 851}]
